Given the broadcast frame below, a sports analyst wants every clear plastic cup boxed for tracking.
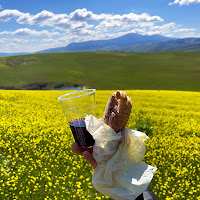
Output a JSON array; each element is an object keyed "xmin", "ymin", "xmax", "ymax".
[{"xmin": 58, "ymin": 89, "xmax": 96, "ymax": 147}]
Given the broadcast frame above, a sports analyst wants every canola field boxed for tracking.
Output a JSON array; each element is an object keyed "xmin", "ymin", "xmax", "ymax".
[{"xmin": 0, "ymin": 89, "xmax": 200, "ymax": 200}]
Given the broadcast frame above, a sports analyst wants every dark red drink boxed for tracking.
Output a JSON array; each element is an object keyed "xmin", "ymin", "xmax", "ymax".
[{"xmin": 69, "ymin": 119, "xmax": 95, "ymax": 147}]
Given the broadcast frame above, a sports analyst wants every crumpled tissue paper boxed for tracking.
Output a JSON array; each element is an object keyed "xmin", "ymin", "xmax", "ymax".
[{"xmin": 85, "ymin": 115, "xmax": 157, "ymax": 200}]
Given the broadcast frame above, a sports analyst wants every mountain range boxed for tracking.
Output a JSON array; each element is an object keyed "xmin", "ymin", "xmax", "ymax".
[
  {"xmin": 35, "ymin": 33, "xmax": 200, "ymax": 53},
  {"xmin": 38, "ymin": 33, "xmax": 173, "ymax": 53},
  {"xmin": 1, "ymin": 33, "xmax": 200, "ymax": 57}
]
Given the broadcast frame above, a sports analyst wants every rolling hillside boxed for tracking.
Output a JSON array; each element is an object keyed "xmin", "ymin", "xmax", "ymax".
[
  {"xmin": 144, "ymin": 38, "xmax": 200, "ymax": 52},
  {"xmin": 0, "ymin": 51, "xmax": 200, "ymax": 91}
]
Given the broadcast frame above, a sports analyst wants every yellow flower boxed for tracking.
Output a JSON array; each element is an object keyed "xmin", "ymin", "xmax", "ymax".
[{"xmin": 0, "ymin": 90, "xmax": 200, "ymax": 199}]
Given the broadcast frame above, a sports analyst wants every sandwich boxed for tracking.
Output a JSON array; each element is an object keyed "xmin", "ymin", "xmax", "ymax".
[{"xmin": 102, "ymin": 91, "xmax": 132, "ymax": 133}]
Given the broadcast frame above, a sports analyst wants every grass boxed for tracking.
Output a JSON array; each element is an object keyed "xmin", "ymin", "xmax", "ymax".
[{"xmin": 0, "ymin": 51, "xmax": 200, "ymax": 91}]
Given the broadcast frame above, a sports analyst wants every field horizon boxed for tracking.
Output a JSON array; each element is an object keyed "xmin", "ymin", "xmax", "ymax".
[{"xmin": 0, "ymin": 51, "xmax": 200, "ymax": 92}]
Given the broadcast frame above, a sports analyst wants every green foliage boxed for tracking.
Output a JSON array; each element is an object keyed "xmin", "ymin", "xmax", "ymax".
[{"xmin": 134, "ymin": 110, "xmax": 154, "ymax": 136}]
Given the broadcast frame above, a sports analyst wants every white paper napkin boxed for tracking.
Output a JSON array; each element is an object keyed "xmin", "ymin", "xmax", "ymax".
[{"xmin": 85, "ymin": 115, "xmax": 157, "ymax": 200}]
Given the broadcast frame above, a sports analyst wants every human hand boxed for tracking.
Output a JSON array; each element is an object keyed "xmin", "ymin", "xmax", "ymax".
[{"xmin": 71, "ymin": 142, "xmax": 98, "ymax": 169}]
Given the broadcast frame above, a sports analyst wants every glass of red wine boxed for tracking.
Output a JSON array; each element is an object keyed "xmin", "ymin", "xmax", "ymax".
[{"xmin": 58, "ymin": 89, "xmax": 96, "ymax": 147}]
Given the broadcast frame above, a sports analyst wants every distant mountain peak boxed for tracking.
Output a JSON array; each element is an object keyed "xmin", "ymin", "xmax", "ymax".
[
  {"xmin": 2, "ymin": 33, "xmax": 200, "ymax": 58},
  {"xmin": 38, "ymin": 33, "xmax": 174, "ymax": 54},
  {"xmin": 35, "ymin": 33, "xmax": 200, "ymax": 54}
]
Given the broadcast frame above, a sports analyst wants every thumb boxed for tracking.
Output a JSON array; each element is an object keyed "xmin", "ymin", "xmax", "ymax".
[{"xmin": 83, "ymin": 151, "xmax": 98, "ymax": 169}]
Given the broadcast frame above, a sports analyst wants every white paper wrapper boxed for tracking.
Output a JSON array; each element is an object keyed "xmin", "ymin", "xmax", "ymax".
[{"xmin": 85, "ymin": 115, "xmax": 157, "ymax": 200}]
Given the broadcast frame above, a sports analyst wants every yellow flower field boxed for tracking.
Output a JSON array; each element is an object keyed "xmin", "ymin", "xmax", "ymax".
[{"xmin": 0, "ymin": 90, "xmax": 200, "ymax": 199}]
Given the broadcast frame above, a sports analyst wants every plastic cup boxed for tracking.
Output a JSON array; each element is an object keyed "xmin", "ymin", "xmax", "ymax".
[{"xmin": 58, "ymin": 89, "xmax": 96, "ymax": 147}]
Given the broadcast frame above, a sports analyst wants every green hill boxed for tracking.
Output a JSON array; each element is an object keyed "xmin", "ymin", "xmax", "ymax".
[{"xmin": 0, "ymin": 51, "xmax": 200, "ymax": 91}]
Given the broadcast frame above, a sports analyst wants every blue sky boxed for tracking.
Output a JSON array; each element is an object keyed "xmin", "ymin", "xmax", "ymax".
[{"xmin": 0, "ymin": 0, "xmax": 200, "ymax": 53}]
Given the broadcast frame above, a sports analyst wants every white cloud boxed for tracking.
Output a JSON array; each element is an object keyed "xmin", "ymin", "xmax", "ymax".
[
  {"xmin": 174, "ymin": 28, "xmax": 196, "ymax": 32},
  {"xmin": 17, "ymin": 10, "xmax": 68, "ymax": 27},
  {"xmin": 0, "ymin": 9, "xmax": 94, "ymax": 33},
  {"xmin": 95, "ymin": 12, "xmax": 163, "ymax": 32},
  {"xmin": 105, "ymin": 22, "xmax": 196, "ymax": 38},
  {"xmin": 0, "ymin": 8, "xmax": 199, "ymax": 53},
  {"xmin": 110, "ymin": 12, "xmax": 163, "ymax": 22},
  {"xmin": 0, "ymin": 8, "xmax": 163, "ymax": 31},
  {"xmin": 0, "ymin": 9, "xmax": 23, "ymax": 21},
  {"xmin": 69, "ymin": 8, "xmax": 103, "ymax": 21},
  {"xmin": 0, "ymin": 28, "xmax": 60, "ymax": 37},
  {"xmin": 149, "ymin": 22, "xmax": 177, "ymax": 32},
  {"xmin": 41, "ymin": 39, "xmax": 54, "ymax": 43},
  {"xmin": 169, "ymin": 0, "xmax": 200, "ymax": 5},
  {"xmin": 12, "ymin": 38, "xmax": 29, "ymax": 43},
  {"xmin": 0, "ymin": 38, "xmax": 7, "ymax": 43}
]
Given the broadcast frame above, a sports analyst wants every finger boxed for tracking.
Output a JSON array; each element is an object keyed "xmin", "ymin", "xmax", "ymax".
[
  {"xmin": 71, "ymin": 142, "xmax": 94, "ymax": 155},
  {"xmin": 71, "ymin": 142, "xmax": 83, "ymax": 155},
  {"xmin": 82, "ymin": 147, "xmax": 93, "ymax": 155},
  {"xmin": 83, "ymin": 151, "xmax": 98, "ymax": 169}
]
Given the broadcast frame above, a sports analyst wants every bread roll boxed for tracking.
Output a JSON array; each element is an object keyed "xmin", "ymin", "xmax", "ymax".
[{"xmin": 102, "ymin": 91, "xmax": 132, "ymax": 132}]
